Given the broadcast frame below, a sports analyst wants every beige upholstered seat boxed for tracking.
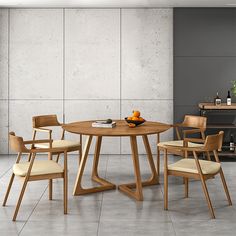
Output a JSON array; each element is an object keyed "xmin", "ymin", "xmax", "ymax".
[
  {"xmin": 13, "ymin": 160, "xmax": 64, "ymax": 177},
  {"xmin": 158, "ymin": 140, "xmax": 204, "ymax": 148},
  {"xmin": 34, "ymin": 140, "xmax": 80, "ymax": 149},
  {"xmin": 168, "ymin": 159, "xmax": 221, "ymax": 175}
]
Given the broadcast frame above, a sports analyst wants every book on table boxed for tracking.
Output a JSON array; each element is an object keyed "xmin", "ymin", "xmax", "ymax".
[{"xmin": 92, "ymin": 121, "xmax": 116, "ymax": 128}]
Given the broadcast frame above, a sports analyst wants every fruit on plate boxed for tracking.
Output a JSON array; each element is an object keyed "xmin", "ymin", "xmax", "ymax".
[
  {"xmin": 126, "ymin": 110, "xmax": 145, "ymax": 122},
  {"xmin": 133, "ymin": 110, "xmax": 140, "ymax": 117},
  {"xmin": 132, "ymin": 116, "xmax": 139, "ymax": 121},
  {"xmin": 125, "ymin": 110, "xmax": 146, "ymax": 128},
  {"xmin": 128, "ymin": 123, "xmax": 136, "ymax": 128}
]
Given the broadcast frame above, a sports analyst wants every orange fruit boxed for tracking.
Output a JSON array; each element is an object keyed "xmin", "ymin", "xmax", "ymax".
[
  {"xmin": 127, "ymin": 117, "xmax": 133, "ymax": 120},
  {"xmin": 133, "ymin": 110, "xmax": 140, "ymax": 117},
  {"xmin": 138, "ymin": 117, "xmax": 144, "ymax": 121},
  {"xmin": 128, "ymin": 123, "xmax": 136, "ymax": 128},
  {"xmin": 132, "ymin": 117, "xmax": 139, "ymax": 121}
]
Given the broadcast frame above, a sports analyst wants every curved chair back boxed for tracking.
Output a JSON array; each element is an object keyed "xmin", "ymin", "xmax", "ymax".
[
  {"xmin": 182, "ymin": 115, "xmax": 207, "ymax": 130},
  {"xmin": 9, "ymin": 132, "xmax": 28, "ymax": 153},
  {"xmin": 203, "ymin": 131, "xmax": 224, "ymax": 151},
  {"xmin": 33, "ymin": 114, "xmax": 61, "ymax": 128}
]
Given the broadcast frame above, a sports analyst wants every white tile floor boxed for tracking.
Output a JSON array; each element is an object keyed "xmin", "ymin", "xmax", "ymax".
[{"xmin": 0, "ymin": 154, "xmax": 236, "ymax": 236}]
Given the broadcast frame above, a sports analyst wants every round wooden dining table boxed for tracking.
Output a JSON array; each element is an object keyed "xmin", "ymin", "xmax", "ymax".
[{"xmin": 62, "ymin": 120, "xmax": 170, "ymax": 201}]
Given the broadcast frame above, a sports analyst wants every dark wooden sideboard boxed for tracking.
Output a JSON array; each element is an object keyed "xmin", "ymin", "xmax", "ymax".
[{"xmin": 199, "ymin": 103, "xmax": 236, "ymax": 159}]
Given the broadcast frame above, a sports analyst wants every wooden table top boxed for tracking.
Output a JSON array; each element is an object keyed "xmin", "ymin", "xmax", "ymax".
[{"xmin": 62, "ymin": 120, "xmax": 171, "ymax": 136}]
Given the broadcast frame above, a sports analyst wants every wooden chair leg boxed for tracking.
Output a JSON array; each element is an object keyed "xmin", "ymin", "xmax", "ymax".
[
  {"xmin": 184, "ymin": 177, "xmax": 189, "ymax": 198},
  {"xmin": 164, "ymin": 149, "xmax": 168, "ymax": 210},
  {"xmin": 193, "ymin": 151, "xmax": 215, "ymax": 218},
  {"xmin": 3, "ymin": 174, "xmax": 15, "ymax": 206},
  {"xmin": 48, "ymin": 152, "xmax": 53, "ymax": 200},
  {"xmin": 64, "ymin": 151, "xmax": 68, "ymax": 214},
  {"xmin": 49, "ymin": 180, "xmax": 53, "ymax": 200},
  {"xmin": 56, "ymin": 153, "xmax": 60, "ymax": 163},
  {"xmin": 200, "ymin": 176, "xmax": 215, "ymax": 218},
  {"xmin": 219, "ymin": 169, "xmax": 232, "ymax": 206},
  {"xmin": 213, "ymin": 150, "xmax": 232, "ymax": 206},
  {"xmin": 13, "ymin": 177, "xmax": 28, "ymax": 221}
]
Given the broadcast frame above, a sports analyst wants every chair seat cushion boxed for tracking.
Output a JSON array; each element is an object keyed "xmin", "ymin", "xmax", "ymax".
[
  {"xmin": 168, "ymin": 159, "xmax": 221, "ymax": 175},
  {"xmin": 13, "ymin": 160, "xmax": 64, "ymax": 177},
  {"xmin": 158, "ymin": 140, "xmax": 204, "ymax": 148},
  {"xmin": 34, "ymin": 140, "xmax": 80, "ymax": 149}
]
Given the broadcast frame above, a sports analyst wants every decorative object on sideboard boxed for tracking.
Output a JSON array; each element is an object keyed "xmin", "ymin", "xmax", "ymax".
[
  {"xmin": 230, "ymin": 134, "xmax": 234, "ymax": 152},
  {"xmin": 214, "ymin": 92, "xmax": 221, "ymax": 106},
  {"xmin": 227, "ymin": 90, "xmax": 232, "ymax": 106}
]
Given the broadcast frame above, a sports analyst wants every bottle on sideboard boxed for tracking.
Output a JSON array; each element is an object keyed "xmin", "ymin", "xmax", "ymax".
[
  {"xmin": 230, "ymin": 134, "xmax": 234, "ymax": 152},
  {"xmin": 227, "ymin": 90, "xmax": 232, "ymax": 106},
  {"xmin": 214, "ymin": 92, "xmax": 221, "ymax": 106}
]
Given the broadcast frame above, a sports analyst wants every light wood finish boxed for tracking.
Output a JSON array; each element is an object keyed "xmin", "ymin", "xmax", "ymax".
[
  {"xmin": 73, "ymin": 135, "xmax": 116, "ymax": 195},
  {"xmin": 29, "ymin": 114, "xmax": 82, "ymax": 164},
  {"xmin": 157, "ymin": 115, "xmax": 207, "ymax": 184},
  {"xmin": 162, "ymin": 131, "xmax": 232, "ymax": 219},
  {"xmin": 63, "ymin": 120, "xmax": 170, "ymax": 137},
  {"xmin": 63, "ymin": 120, "xmax": 170, "ymax": 201},
  {"xmin": 199, "ymin": 102, "xmax": 236, "ymax": 110},
  {"xmin": 3, "ymin": 132, "xmax": 68, "ymax": 221}
]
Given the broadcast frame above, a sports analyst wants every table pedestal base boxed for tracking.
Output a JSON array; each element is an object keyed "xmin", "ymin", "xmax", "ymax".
[
  {"xmin": 118, "ymin": 135, "xmax": 158, "ymax": 201},
  {"xmin": 73, "ymin": 134, "xmax": 158, "ymax": 201},
  {"xmin": 73, "ymin": 135, "xmax": 116, "ymax": 195}
]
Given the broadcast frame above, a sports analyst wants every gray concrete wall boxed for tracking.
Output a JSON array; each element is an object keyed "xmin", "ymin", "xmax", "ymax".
[
  {"xmin": 0, "ymin": 8, "xmax": 173, "ymax": 154},
  {"xmin": 174, "ymin": 8, "xmax": 236, "ymax": 124}
]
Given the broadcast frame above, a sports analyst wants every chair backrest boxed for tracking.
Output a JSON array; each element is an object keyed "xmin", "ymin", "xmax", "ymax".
[
  {"xmin": 204, "ymin": 131, "xmax": 224, "ymax": 151},
  {"xmin": 182, "ymin": 115, "xmax": 207, "ymax": 130},
  {"xmin": 9, "ymin": 132, "xmax": 28, "ymax": 153},
  {"xmin": 32, "ymin": 114, "xmax": 61, "ymax": 128}
]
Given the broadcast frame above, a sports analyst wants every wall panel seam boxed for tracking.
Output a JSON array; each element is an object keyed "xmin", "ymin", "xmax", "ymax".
[
  {"xmin": 63, "ymin": 8, "xmax": 65, "ymax": 123},
  {"xmin": 7, "ymin": 8, "xmax": 10, "ymax": 154},
  {"xmin": 120, "ymin": 8, "xmax": 122, "ymax": 155}
]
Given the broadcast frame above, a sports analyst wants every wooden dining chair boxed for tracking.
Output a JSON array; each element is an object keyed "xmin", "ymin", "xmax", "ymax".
[
  {"xmin": 28, "ymin": 114, "xmax": 82, "ymax": 163},
  {"xmin": 160, "ymin": 131, "xmax": 232, "ymax": 218},
  {"xmin": 157, "ymin": 115, "xmax": 207, "ymax": 176},
  {"xmin": 3, "ymin": 132, "xmax": 68, "ymax": 221}
]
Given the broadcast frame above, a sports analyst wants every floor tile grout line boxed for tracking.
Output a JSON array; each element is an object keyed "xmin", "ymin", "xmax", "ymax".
[
  {"xmin": 18, "ymin": 185, "xmax": 48, "ymax": 235},
  {"xmin": 0, "ymin": 166, "xmax": 13, "ymax": 179},
  {"xmin": 158, "ymin": 167, "xmax": 178, "ymax": 236}
]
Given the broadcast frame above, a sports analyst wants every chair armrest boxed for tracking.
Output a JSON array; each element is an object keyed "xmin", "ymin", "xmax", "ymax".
[
  {"xmin": 183, "ymin": 129, "xmax": 202, "ymax": 135},
  {"xmin": 183, "ymin": 138, "xmax": 205, "ymax": 143},
  {"xmin": 24, "ymin": 139, "xmax": 52, "ymax": 145},
  {"xmin": 162, "ymin": 144, "xmax": 205, "ymax": 152},
  {"xmin": 34, "ymin": 127, "xmax": 52, "ymax": 133},
  {"xmin": 30, "ymin": 147, "xmax": 66, "ymax": 153}
]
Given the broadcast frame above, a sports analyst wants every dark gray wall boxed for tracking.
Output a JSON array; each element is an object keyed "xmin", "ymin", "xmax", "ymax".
[{"xmin": 174, "ymin": 8, "xmax": 236, "ymax": 124}]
